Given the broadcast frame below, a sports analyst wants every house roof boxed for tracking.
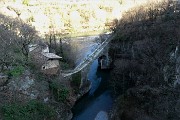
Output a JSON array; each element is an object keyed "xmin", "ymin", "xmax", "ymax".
[
  {"xmin": 28, "ymin": 44, "xmax": 38, "ymax": 52},
  {"xmin": 41, "ymin": 52, "xmax": 62, "ymax": 59},
  {"xmin": 28, "ymin": 44, "xmax": 49, "ymax": 53}
]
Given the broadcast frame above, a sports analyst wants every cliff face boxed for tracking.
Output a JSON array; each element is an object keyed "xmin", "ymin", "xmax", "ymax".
[{"xmin": 109, "ymin": 1, "xmax": 180, "ymax": 120}]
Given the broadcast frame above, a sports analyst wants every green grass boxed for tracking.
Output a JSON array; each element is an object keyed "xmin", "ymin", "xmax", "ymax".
[
  {"xmin": 7, "ymin": 65, "xmax": 25, "ymax": 78},
  {"xmin": 1, "ymin": 100, "xmax": 56, "ymax": 120}
]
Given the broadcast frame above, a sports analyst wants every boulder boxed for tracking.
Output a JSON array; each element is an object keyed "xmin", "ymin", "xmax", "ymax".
[{"xmin": 95, "ymin": 111, "xmax": 108, "ymax": 120}]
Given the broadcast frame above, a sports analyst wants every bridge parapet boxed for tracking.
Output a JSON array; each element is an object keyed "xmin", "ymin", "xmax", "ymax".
[{"xmin": 61, "ymin": 32, "xmax": 116, "ymax": 77}]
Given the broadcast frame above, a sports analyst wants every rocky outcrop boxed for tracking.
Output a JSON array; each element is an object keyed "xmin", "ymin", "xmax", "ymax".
[{"xmin": 7, "ymin": 72, "xmax": 49, "ymax": 100}]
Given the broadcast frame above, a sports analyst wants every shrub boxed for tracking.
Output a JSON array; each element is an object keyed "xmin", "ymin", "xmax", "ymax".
[
  {"xmin": 60, "ymin": 62, "xmax": 70, "ymax": 70},
  {"xmin": 7, "ymin": 65, "xmax": 25, "ymax": 78},
  {"xmin": 49, "ymin": 82, "xmax": 69, "ymax": 102},
  {"xmin": 71, "ymin": 72, "xmax": 81, "ymax": 87},
  {"xmin": 1, "ymin": 100, "xmax": 56, "ymax": 120}
]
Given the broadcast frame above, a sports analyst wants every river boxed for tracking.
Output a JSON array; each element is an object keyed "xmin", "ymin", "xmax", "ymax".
[{"xmin": 72, "ymin": 60, "xmax": 114, "ymax": 120}]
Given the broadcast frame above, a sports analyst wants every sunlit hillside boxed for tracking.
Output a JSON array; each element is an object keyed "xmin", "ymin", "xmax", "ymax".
[{"xmin": 0, "ymin": 0, "xmax": 171, "ymax": 38}]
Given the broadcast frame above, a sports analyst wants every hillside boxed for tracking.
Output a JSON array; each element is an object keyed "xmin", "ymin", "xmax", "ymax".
[
  {"xmin": 1, "ymin": 0, "xmax": 180, "ymax": 119},
  {"xmin": 109, "ymin": 1, "xmax": 180, "ymax": 120},
  {"xmin": 0, "ymin": 0, "xmax": 166, "ymax": 38}
]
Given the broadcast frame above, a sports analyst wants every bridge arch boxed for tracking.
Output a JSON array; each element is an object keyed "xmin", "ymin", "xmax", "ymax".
[{"xmin": 98, "ymin": 54, "xmax": 109, "ymax": 69}]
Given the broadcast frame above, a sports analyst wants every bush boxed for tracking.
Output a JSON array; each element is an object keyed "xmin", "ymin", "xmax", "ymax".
[
  {"xmin": 71, "ymin": 72, "xmax": 81, "ymax": 87},
  {"xmin": 7, "ymin": 65, "xmax": 25, "ymax": 78},
  {"xmin": 60, "ymin": 61, "xmax": 70, "ymax": 70},
  {"xmin": 1, "ymin": 100, "xmax": 56, "ymax": 120},
  {"xmin": 49, "ymin": 82, "xmax": 69, "ymax": 102}
]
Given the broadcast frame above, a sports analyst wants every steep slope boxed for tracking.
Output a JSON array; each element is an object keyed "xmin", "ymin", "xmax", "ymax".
[{"xmin": 110, "ymin": 1, "xmax": 180, "ymax": 120}]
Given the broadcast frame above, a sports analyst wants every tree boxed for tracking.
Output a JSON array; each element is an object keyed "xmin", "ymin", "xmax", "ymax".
[
  {"xmin": 17, "ymin": 24, "xmax": 37, "ymax": 61},
  {"xmin": 0, "ymin": 13, "xmax": 38, "ymax": 70},
  {"xmin": 0, "ymin": 24, "xmax": 17, "ymax": 70}
]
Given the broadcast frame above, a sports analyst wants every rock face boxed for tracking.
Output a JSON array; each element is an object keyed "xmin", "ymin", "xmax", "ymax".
[
  {"xmin": 108, "ymin": 1, "xmax": 180, "ymax": 120},
  {"xmin": 6, "ymin": 69, "xmax": 50, "ymax": 101}
]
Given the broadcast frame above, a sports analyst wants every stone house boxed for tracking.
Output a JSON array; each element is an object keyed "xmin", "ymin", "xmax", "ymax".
[
  {"xmin": 28, "ymin": 44, "xmax": 62, "ymax": 75},
  {"xmin": 40, "ymin": 52, "xmax": 62, "ymax": 75}
]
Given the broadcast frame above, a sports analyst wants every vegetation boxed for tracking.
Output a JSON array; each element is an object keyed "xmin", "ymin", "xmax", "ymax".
[
  {"xmin": 3, "ymin": 0, "xmax": 177, "ymax": 119},
  {"xmin": 0, "ymin": 1, "xmax": 78, "ymax": 120},
  {"xmin": 1, "ymin": 100, "xmax": 56, "ymax": 120},
  {"xmin": 0, "ymin": 9, "xmax": 62, "ymax": 120},
  {"xmin": 71, "ymin": 72, "xmax": 81, "ymax": 94},
  {"xmin": 49, "ymin": 81, "xmax": 69, "ymax": 102},
  {"xmin": 0, "ymin": 13, "xmax": 38, "ymax": 72},
  {"xmin": 71, "ymin": 72, "xmax": 81, "ymax": 87},
  {"xmin": 7, "ymin": 65, "xmax": 25, "ymax": 78},
  {"xmin": 111, "ymin": 0, "xmax": 180, "ymax": 91},
  {"xmin": 110, "ymin": 1, "xmax": 180, "ymax": 120}
]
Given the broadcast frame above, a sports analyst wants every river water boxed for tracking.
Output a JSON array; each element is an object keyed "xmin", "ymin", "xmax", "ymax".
[{"xmin": 72, "ymin": 60, "xmax": 114, "ymax": 120}]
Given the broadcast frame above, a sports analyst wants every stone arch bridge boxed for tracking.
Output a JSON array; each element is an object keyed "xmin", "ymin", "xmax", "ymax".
[{"xmin": 61, "ymin": 32, "xmax": 117, "ymax": 88}]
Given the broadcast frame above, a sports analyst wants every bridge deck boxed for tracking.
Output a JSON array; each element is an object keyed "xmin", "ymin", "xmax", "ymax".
[{"xmin": 61, "ymin": 32, "xmax": 116, "ymax": 77}]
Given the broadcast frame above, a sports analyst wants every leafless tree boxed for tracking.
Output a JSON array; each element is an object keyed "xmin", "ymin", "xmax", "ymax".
[
  {"xmin": 17, "ymin": 24, "xmax": 37, "ymax": 61},
  {"xmin": 0, "ymin": 24, "xmax": 16, "ymax": 70},
  {"xmin": 0, "ymin": 13, "xmax": 38, "ymax": 70}
]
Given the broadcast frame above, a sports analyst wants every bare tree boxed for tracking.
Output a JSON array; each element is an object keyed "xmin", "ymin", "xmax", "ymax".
[
  {"xmin": 0, "ymin": 14, "xmax": 38, "ymax": 70},
  {"xmin": 0, "ymin": 24, "xmax": 16, "ymax": 70},
  {"xmin": 17, "ymin": 24, "xmax": 37, "ymax": 61}
]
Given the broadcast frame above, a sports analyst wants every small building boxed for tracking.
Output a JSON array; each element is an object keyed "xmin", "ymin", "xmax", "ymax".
[
  {"xmin": 28, "ymin": 44, "xmax": 62, "ymax": 75},
  {"xmin": 41, "ymin": 52, "xmax": 62, "ymax": 75}
]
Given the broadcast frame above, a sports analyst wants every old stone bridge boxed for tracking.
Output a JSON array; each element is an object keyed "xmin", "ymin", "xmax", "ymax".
[{"xmin": 61, "ymin": 32, "xmax": 117, "ymax": 88}]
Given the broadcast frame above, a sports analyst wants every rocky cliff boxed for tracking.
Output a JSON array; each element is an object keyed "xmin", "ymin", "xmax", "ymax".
[{"xmin": 109, "ymin": 1, "xmax": 180, "ymax": 120}]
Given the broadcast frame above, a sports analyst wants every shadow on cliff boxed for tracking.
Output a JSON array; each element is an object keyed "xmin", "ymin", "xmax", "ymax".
[{"xmin": 109, "ymin": 1, "xmax": 180, "ymax": 120}]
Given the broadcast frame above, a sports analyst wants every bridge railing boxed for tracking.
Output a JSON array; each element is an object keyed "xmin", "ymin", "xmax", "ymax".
[{"xmin": 61, "ymin": 32, "xmax": 116, "ymax": 77}]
